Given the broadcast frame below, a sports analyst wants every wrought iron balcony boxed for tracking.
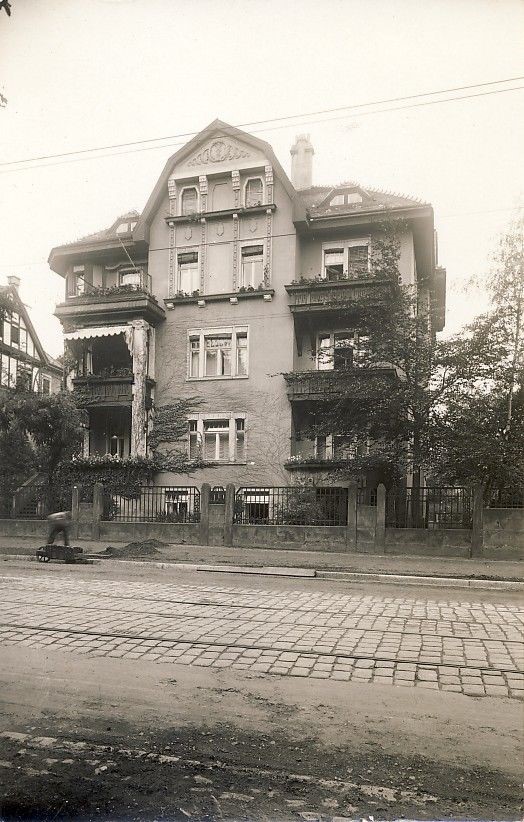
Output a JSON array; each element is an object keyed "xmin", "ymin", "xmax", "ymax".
[
  {"xmin": 72, "ymin": 375, "xmax": 154, "ymax": 408},
  {"xmin": 284, "ymin": 276, "xmax": 395, "ymax": 316},
  {"xmin": 284, "ymin": 367, "xmax": 398, "ymax": 402},
  {"xmin": 55, "ymin": 273, "xmax": 165, "ymax": 327}
]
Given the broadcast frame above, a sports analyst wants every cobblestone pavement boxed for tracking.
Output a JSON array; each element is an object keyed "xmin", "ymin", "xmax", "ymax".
[{"xmin": 1, "ymin": 573, "xmax": 523, "ymax": 699}]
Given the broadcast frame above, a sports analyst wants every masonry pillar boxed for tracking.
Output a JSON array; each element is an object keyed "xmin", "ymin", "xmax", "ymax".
[
  {"xmin": 126, "ymin": 320, "xmax": 149, "ymax": 457},
  {"xmin": 224, "ymin": 484, "xmax": 235, "ymax": 547},
  {"xmin": 71, "ymin": 485, "xmax": 80, "ymax": 540},
  {"xmin": 375, "ymin": 484, "xmax": 386, "ymax": 554},
  {"xmin": 471, "ymin": 485, "xmax": 484, "ymax": 558},
  {"xmin": 346, "ymin": 482, "xmax": 357, "ymax": 551},
  {"xmin": 200, "ymin": 484, "xmax": 210, "ymax": 546},
  {"xmin": 92, "ymin": 483, "xmax": 103, "ymax": 540}
]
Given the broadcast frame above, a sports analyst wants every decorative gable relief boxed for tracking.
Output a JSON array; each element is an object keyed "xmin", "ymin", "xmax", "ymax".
[{"xmin": 187, "ymin": 139, "xmax": 250, "ymax": 167}]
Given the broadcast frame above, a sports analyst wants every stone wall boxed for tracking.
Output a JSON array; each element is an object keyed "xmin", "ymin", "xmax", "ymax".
[{"xmin": 482, "ymin": 508, "xmax": 524, "ymax": 560}]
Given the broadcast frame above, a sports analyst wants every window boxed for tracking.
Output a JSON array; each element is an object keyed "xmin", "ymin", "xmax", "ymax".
[
  {"xmin": 322, "ymin": 240, "xmax": 370, "ymax": 280},
  {"xmin": 119, "ymin": 267, "xmax": 141, "ymax": 287},
  {"xmin": 181, "ymin": 187, "xmax": 198, "ymax": 216},
  {"xmin": 188, "ymin": 328, "xmax": 248, "ymax": 379},
  {"xmin": 42, "ymin": 377, "xmax": 51, "ymax": 395},
  {"xmin": 240, "ymin": 245, "xmax": 264, "ymax": 289},
  {"xmin": 108, "ymin": 434, "xmax": 125, "ymax": 458},
  {"xmin": 178, "ymin": 252, "xmax": 199, "ymax": 294},
  {"xmin": 10, "ymin": 324, "xmax": 20, "ymax": 347},
  {"xmin": 245, "ymin": 178, "xmax": 263, "ymax": 207},
  {"xmin": 329, "ymin": 194, "xmax": 345, "ymax": 207},
  {"xmin": 316, "ymin": 330, "xmax": 369, "ymax": 370},
  {"xmin": 329, "ymin": 192, "xmax": 363, "ymax": 207},
  {"xmin": 205, "ymin": 335, "xmax": 231, "ymax": 377},
  {"xmin": 315, "ymin": 434, "xmax": 368, "ymax": 460},
  {"xmin": 17, "ymin": 363, "xmax": 32, "ymax": 392},
  {"xmin": 67, "ymin": 266, "xmax": 85, "ymax": 298},
  {"xmin": 188, "ymin": 415, "xmax": 247, "ymax": 463},
  {"xmin": 324, "ymin": 248, "xmax": 344, "ymax": 280},
  {"xmin": 116, "ymin": 222, "xmax": 129, "ymax": 234}
]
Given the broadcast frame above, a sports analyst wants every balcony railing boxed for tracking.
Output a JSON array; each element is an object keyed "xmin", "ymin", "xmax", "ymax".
[
  {"xmin": 72, "ymin": 375, "xmax": 154, "ymax": 407},
  {"xmin": 66, "ymin": 271, "xmax": 152, "ymax": 301},
  {"xmin": 284, "ymin": 367, "xmax": 396, "ymax": 401},
  {"xmin": 285, "ymin": 276, "xmax": 395, "ymax": 314}
]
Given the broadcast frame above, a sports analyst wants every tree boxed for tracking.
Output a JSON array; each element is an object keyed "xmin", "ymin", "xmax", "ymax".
[
  {"xmin": 429, "ymin": 217, "xmax": 524, "ymax": 498},
  {"xmin": 0, "ymin": 388, "xmax": 84, "ymax": 509}
]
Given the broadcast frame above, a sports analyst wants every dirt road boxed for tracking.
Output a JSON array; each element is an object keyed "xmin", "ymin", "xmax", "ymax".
[{"xmin": 0, "ymin": 562, "xmax": 522, "ymax": 820}]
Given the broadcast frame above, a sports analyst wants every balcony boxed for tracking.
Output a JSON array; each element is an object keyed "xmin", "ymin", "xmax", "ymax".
[
  {"xmin": 72, "ymin": 374, "xmax": 154, "ymax": 408},
  {"xmin": 285, "ymin": 276, "xmax": 396, "ymax": 317},
  {"xmin": 284, "ymin": 367, "xmax": 398, "ymax": 402},
  {"xmin": 56, "ymin": 275, "xmax": 165, "ymax": 327}
]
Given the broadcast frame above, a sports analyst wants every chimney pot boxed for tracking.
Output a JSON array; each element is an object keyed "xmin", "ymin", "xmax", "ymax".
[
  {"xmin": 290, "ymin": 134, "xmax": 314, "ymax": 190},
  {"xmin": 7, "ymin": 275, "xmax": 20, "ymax": 290}
]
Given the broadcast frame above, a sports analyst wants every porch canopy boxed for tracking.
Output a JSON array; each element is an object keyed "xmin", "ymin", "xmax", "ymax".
[{"xmin": 64, "ymin": 324, "xmax": 133, "ymax": 354}]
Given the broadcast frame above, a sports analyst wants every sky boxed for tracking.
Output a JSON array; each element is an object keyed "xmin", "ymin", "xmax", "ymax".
[{"xmin": 0, "ymin": 0, "xmax": 523, "ymax": 357}]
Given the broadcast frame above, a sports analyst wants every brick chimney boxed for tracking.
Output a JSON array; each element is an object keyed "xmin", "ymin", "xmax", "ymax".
[
  {"xmin": 290, "ymin": 134, "xmax": 314, "ymax": 190},
  {"xmin": 7, "ymin": 275, "xmax": 20, "ymax": 290}
]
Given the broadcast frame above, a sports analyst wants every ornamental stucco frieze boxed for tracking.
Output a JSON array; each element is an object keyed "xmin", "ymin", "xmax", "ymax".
[{"xmin": 187, "ymin": 139, "xmax": 250, "ymax": 167}]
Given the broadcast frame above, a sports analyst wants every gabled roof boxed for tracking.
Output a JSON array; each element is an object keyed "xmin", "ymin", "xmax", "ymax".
[
  {"xmin": 133, "ymin": 119, "xmax": 307, "ymax": 242},
  {"xmin": 0, "ymin": 284, "xmax": 62, "ymax": 374}
]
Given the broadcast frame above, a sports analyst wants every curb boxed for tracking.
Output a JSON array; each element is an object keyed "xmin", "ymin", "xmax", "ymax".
[{"xmin": 1, "ymin": 554, "xmax": 522, "ymax": 590}]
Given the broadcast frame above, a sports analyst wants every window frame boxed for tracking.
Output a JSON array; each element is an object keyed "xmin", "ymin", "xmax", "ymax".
[
  {"xmin": 239, "ymin": 241, "xmax": 265, "ymax": 290},
  {"xmin": 179, "ymin": 185, "xmax": 200, "ymax": 217},
  {"xmin": 315, "ymin": 329, "xmax": 369, "ymax": 370},
  {"xmin": 321, "ymin": 238, "xmax": 371, "ymax": 280},
  {"xmin": 187, "ymin": 412, "xmax": 247, "ymax": 464},
  {"xmin": 177, "ymin": 248, "xmax": 200, "ymax": 294},
  {"xmin": 243, "ymin": 176, "xmax": 264, "ymax": 208},
  {"xmin": 187, "ymin": 326, "xmax": 249, "ymax": 381}
]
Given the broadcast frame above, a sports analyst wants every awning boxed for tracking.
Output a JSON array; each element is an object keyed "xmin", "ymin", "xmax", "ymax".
[
  {"xmin": 64, "ymin": 325, "xmax": 130, "ymax": 341},
  {"xmin": 64, "ymin": 325, "xmax": 134, "ymax": 355}
]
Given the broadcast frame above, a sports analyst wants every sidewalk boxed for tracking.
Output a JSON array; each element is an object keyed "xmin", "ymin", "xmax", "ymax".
[{"xmin": 0, "ymin": 536, "xmax": 522, "ymax": 581}]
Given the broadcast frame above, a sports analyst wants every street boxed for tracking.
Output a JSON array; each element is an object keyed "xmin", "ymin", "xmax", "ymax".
[{"xmin": 0, "ymin": 559, "xmax": 522, "ymax": 820}]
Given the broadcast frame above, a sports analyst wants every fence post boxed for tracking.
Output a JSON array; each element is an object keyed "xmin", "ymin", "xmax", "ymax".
[
  {"xmin": 224, "ymin": 484, "xmax": 235, "ymax": 547},
  {"xmin": 92, "ymin": 483, "xmax": 103, "ymax": 541},
  {"xmin": 471, "ymin": 485, "xmax": 484, "ymax": 558},
  {"xmin": 200, "ymin": 484, "xmax": 210, "ymax": 546},
  {"xmin": 71, "ymin": 485, "xmax": 80, "ymax": 540},
  {"xmin": 375, "ymin": 484, "xmax": 386, "ymax": 553},
  {"xmin": 346, "ymin": 482, "xmax": 357, "ymax": 551}
]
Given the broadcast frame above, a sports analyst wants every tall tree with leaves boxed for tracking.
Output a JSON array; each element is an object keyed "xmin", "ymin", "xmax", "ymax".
[{"xmin": 430, "ymin": 217, "xmax": 524, "ymax": 497}]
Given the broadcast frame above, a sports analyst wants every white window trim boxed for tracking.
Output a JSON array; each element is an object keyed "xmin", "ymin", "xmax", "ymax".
[
  {"xmin": 187, "ymin": 326, "xmax": 249, "ymax": 381},
  {"xmin": 243, "ymin": 175, "xmax": 265, "ymax": 208},
  {"xmin": 188, "ymin": 412, "xmax": 247, "ymax": 464},
  {"xmin": 179, "ymin": 185, "xmax": 200, "ymax": 217},
  {"xmin": 316, "ymin": 329, "xmax": 367, "ymax": 371},
  {"xmin": 177, "ymin": 247, "xmax": 200, "ymax": 293},
  {"xmin": 238, "ymin": 239, "xmax": 266, "ymax": 290},
  {"xmin": 321, "ymin": 237, "xmax": 371, "ymax": 279},
  {"xmin": 314, "ymin": 434, "xmax": 370, "ymax": 459}
]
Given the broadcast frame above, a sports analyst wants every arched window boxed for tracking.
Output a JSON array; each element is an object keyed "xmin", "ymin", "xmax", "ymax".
[
  {"xmin": 245, "ymin": 178, "xmax": 263, "ymax": 208},
  {"xmin": 181, "ymin": 187, "xmax": 198, "ymax": 216}
]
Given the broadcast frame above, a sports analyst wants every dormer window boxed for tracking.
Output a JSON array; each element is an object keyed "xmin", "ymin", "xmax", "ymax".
[
  {"xmin": 245, "ymin": 178, "xmax": 263, "ymax": 208},
  {"xmin": 116, "ymin": 222, "xmax": 129, "ymax": 234},
  {"xmin": 329, "ymin": 191, "xmax": 363, "ymax": 207},
  {"xmin": 181, "ymin": 187, "xmax": 198, "ymax": 216}
]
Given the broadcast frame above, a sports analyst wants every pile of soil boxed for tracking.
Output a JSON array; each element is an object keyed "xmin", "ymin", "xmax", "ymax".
[{"xmin": 103, "ymin": 539, "xmax": 169, "ymax": 559}]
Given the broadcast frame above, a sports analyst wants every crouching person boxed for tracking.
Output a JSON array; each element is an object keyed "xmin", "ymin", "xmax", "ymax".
[{"xmin": 46, "ymin": 510, "xmax": 73, "ymax": 547}]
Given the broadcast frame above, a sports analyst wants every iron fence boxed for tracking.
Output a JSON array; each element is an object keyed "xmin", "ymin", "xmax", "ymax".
[
  {"xmin": 11, "ymin": 485, "xmax": 72, "ymax": 519},
  {"xmin": 102, "ymin": 486, "xmax": 200, "ymax": 523},
  {"xmin": 486, "ymin": 489, "xmax": 524, "ymax": 508},
  {"xmin": 234, "ymin": 486, "xmax": 348, "ymax": 526},
  {"xmin": 386, "ymin": 486, "xmax": 472, "ymax": 530},
  {"xmin": 357, "ymin": 487, "xmax": 377, "ymax": 506}
]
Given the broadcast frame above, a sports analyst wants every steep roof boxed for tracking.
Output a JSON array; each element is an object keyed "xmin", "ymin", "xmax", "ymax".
[
  {"xmin": 298, "ymin": 183, "xmax": 429, "ymax": 217},
  {"xmin": 0, "ymin": 284, "xmax": 62, "ymax": 374},
  {"xmin": 60, "ymin": 210, "xmax": 140, "ymax": 248}
]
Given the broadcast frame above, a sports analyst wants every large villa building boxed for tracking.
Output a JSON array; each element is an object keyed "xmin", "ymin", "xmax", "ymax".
[{"xmin": 48, "ymin": 120, "xmax": 445, "ymax": 491}]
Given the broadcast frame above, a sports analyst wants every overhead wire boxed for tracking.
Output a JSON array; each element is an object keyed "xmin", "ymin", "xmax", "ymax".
[{"xmin": 1, "ymin": 77, "xmax": 523, "ymax": 172}]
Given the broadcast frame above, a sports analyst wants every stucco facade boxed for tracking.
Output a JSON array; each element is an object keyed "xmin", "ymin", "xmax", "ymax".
[{"xmin": 49, "ymin": 120, "xmax": 445, "ymax": 489}]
